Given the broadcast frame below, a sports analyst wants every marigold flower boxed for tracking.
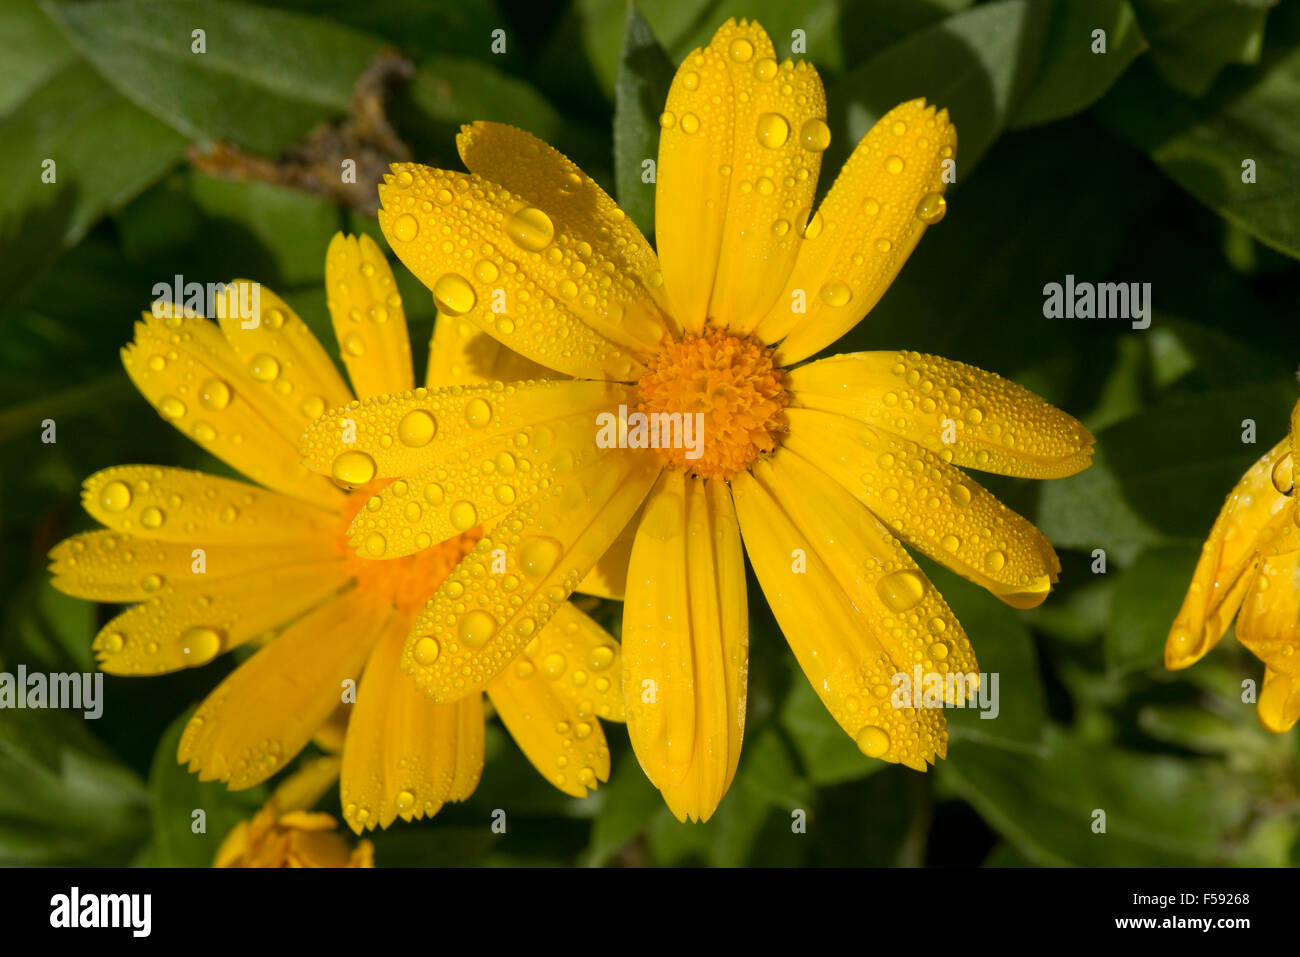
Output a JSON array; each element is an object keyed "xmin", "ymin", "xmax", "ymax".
[
  {"xmin": 302, "ymin": 19, "xmax": 1094, "ymax": 821},
  {"xmin": 1165, "ymin": 398, "xmax": 1300, "ymax": 733},
  {"xmin": 49, "ymin": 233, "xmax": 625, "ymax": 833}
]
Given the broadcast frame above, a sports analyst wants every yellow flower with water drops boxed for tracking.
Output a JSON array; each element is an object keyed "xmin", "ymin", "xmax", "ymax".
[
  {"xmin": 48, "ymin": 232, "xmax": 627, "ymax": 833},
  {"xmin": 301, "ymin": 18, "xmax": 1094, "ymax": 822},
  {"xmin": 215, "ymin": 756, "xmax": 373, "ymax": 868},
  {"xmin": 1165, "ymin": 398, "xmax": 1300, "ymax": 734}
]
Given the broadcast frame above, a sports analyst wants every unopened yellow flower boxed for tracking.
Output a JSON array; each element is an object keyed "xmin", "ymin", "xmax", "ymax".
[
  {"xmin": 1166, "ymin": 398, "xmax": 1300, "ymax": 733},
  {"xmin": 302, "ymin": 19, "xmax": 1093, "ymax": 821},
  {"xmin": 49, "ymin": 233, "xmax": 625, "ymax": 833},
  {"xmin": 215, "ymin": 757, "xmax": 373, "ymax": 867}
]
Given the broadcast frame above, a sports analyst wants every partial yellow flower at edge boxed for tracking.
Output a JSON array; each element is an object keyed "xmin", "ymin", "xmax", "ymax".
[
  {"xmin": 47, "ymin": 233, "xmax": 628, "ymax": 838},
  {"xmin": 305, "ymin": 18, "xmax": 1094, "ymax": 821},
  {"xmin": 1165, "ymin": 400, "xmax": 1300, "ymax": 733},
  {"xmin": 215, "ymin": 757, "xmax": 374, "ymax": 868}
]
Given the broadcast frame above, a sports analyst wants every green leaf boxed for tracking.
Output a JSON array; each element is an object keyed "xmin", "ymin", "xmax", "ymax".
[
  {"xmin": 1098, "ymin": 34, "xmax": 1300, "ymax": 260},
  {"xmin": 924, "ymin": 564, "xmax": 1048, "ymax": 753},
  {"xmin": 614, "ymin": 2, "xmax": 674, "ymax": 237},
  {"xmin": 45, "ymin": 0, "xmax": 384, "ymax": 154},
  {"xmin": 583, "ymin": 745, "xmax": 667, "ymax": 865},
  {"xmin": 0, "ymin": 0, "xmax": 75, "ymax": 117},
  {"xmin": 779, "ymin": 677, "xmax": 883, "ymax": 786},
  {"xmin": 1011, "ymin": 0, "xmax": 1147, "ymax": 128},
  {"xmin": 940, "ymin": 728, "xmax": 1248, "ymax": 865},
  {"xmin": 0, "ymin": 708, "xmax": 149, "ymax": 865},
  {"xmin": 1106, "ymin": 544, "xmax": 1200, "ymax": 674},
  {"xmin": 149, "ymin": 707, "xmax": 264, "ymax": 867},
  {"xmin": 0, "ymin": 60, "xmax": 185, "ymax": 312},
  {"xmin": 831, "ymin": 0, "xmax": 1053, "ymax": 175},
  {"xmin": 1038, "ymin": 381, "xmax": 1297, "ymax": 555},
  {"xmin": 1130, "ymin": 0, "xmax": 1271, "ymax": 97}
]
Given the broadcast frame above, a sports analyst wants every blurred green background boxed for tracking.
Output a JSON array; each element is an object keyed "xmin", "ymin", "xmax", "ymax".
[{"xmin": 1, "ymin": 0, "xmax": 1298, "ymax": 867}]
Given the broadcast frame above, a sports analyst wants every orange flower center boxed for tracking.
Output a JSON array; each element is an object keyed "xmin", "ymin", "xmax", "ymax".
[
  {"xmin": 635, "ymin": 330, "xmax": 789, "ymax": 479},
  {"xmin": 339, "ymin": 481, "xmax": 482, "ymax": 620}
]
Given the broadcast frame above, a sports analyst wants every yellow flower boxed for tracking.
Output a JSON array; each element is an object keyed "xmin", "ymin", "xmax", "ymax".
[
  {"xmin": 301, "ymin": 19, "xmax": 1094, "ymax": 821},
  {"xmin": 215, "ymin": 756, "xmax": 374, "ymax": 867},
  {"xmin": 49, "ymin": 232, "xmax": 626, "ymax": 834},
  {"xmin": 1165, "ymin": 398, "xmax": 1300, "ymax": 733}
]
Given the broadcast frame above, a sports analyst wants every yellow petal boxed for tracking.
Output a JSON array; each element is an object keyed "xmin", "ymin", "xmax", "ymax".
[
  {"xmin": 1258, "ymin": 666, "xmax": 1300, "ymax": 733},
  {"xmin": 271, "ymin": 755, "xmax": 342, "ymax": 813},
  {"xmin": 1165, "ymin": 440, "xmax": 1293, "ymax": 669},
  {"xmin": 784, "ymin": 407, "xmax": 1060, "ymax": 608},
  {"xmin": 402, "ymin": 449, "xmax": 661, "ymax": 701},
  {"xmin": 325, "ymin": 233, "xmax": 415, "ymax": 398},
  {"xmin": 122, "ymin": 311, "xmax": 344, "ymax": 509},
  {"xmin": 1235, "ymin": 545, "xmax": 1300, "ymax": 676},
  {"xmin": 732, "ymin": 452, "xmax": 952, "ymax": 770},
  {"xmin": 655, "ymin": 20, "xmax": 827, "ymax": 334},
  {"xmin": 178, "ymin": 594, "xmax": 386, "ymax": 789},
  {"xmin": 623, "ymin": 472, "xmax": 747, "ymax": 822},
  {"xmin": 457, "ymin": 121, "xmax": 673, "ymax": 331},
  {"xmin": 49, "ymin": 530, "xmax": 323, "ymax": 603},
  {"xmin": 377, "ymin": 164, "xmax": 659, "ymax": 380},
  {"xmin": 214, "ymin": 279, "xmax": 355, "ymax": 420},
  {"xmin": 789, "ymin": 351, "xmax": 1095, "ymax": 478},
  {"xmin": 300, "ymin": 379, "xmax": 631, "ymax": 502},
  {"xmin": 755, "ymin": 99, "xmax": 956, "ymax": 362},
  {"xmin": 341, "ymin": 615, "xmax": 484, "ymax": 832},
  {"xmin": 575, "ymin": 508, "xmax": 638, "ymax": 600},
  {"xmin": 425, "ymin": 313, "xmax": 555, "ymax": 388},
  {"xmin": 92, "ymin": 558, "xmax": 349, "ymax": 675},
  {"xmin": 81, "ymin": 466, "xmax": 338, "ymax": 544},
  {"xmin": 486, "ymin": 602, "xmax": 624, "ymax": 797},
  {"xmin": 346, "ymin": 398, "xmax": 624, "ymax": 559}
]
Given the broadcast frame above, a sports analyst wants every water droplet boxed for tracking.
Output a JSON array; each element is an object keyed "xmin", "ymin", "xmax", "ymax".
[
  {"xmin": 916, "ymin": 192, "xmax": 947, "ymax": 224},
  {"xmin": 332, "ymin": 450, "xmax": 376, "ymax": 487},
  {"xmin": 679, "ymin": 113, "xmax": 700, "ymax": 134},
  {"xmin": 399, "ymin": 409, "xmax": 437, "ymax": 447},
  {"xmin": 474, "ymin": 260, "xmax": 499, "ymax": 283},
  {"xmin": 159, "ymin": 395, "xmax": 186, "ymax": 419},
  {"xmin": 199, "ymin": 378, "xmax": 231, "ymax": 411},
  {"xmin": 100, "ymin": 480, "xmax": 132, "ymax": 513},
  {"xmin": 414, "ymin": 636, "xmax": 440, "ymax": 664},
  {"xmin": 682, "ymin": 71, "xmax": 699, "ymax": 90},
  {"xmin": 459, "ymin": 610, "xmax": 496, "ymax": 648},
  {"xmin": 464, "ymin": 397, "xmax": 492, "ymax": 428},
  {"xmin": 819, "ymin": 281, "xmax": 852, "ymax": 307},
  {"xmin": 248, "ymin": 353, "xmax": 280, "ymax": 382},
  {"xmin": 799, "ymin": 208, "xmax": 824, "ymax": 239},
  {"xmin": 543, "ymin": 652, "xmax": 567, "ymax": 678},
  {"xmin": 659, "ymin": 111, "xmax": 676, "ymax": 129},
  {"xmin": 301, "ymin": 395, "xmax": 325, "ymax": 418},
  {"xmin": 395, "ymin": 790, "xmax": 415, "ymax": 813},
  {"xmin": 432, "ymin": 274, "xmax": 477, "ymax": 316},
  {"xmin": 984, "ymin": 549, "xmax": 1007, "ymax": 573},
  {"xmin": 856, "ymin": 725, "xmax": 890, "ymax": 758},
  {"xmin": 391, "ymin": 214, "xmax": 419, "ymax": 242},
  {"xmin": 140, "ymin": 507, "xmax": 165, "ymax": 529},
  {"xmin": 729, "ymin": 37, "xmax": 754, "ymax": 62},
  {"xmin": 450, "ymin": 500, "xmax": 478, "ymax": 530},
  {"xmin": 102, "ymin": 632, "xmax": 125, "ymax": 653},
  {"xmin": 753, "ymin": 57, "xmax": 778, "ymax": 81},
  {"xmin": 885, "ymin": 155, "xmax": 905, "ymax": 174},
  {"xmin": 505, "ymin": 206, "xmax": 555, "ymax": 252},
  {"xmin": 800, "ymin": 118, "xmax": 831, "ymax": 152},
  {"xmin": 589, "ymin": 646, "xmax": 615, "ymax": 671},
  {"xmin": 519, "ymin": 536, "xmax": 561, "ymax": 579},
  {"xmin": 180, "ymin": 626, "xmax": 222, "ymax": 666},
  {"xmin": 363, "ymin": 532, "xmax": 386, "ymax": 557},
  {"xmin": 756, "ymin": 112, "xmax": 789, "ymax": 148},
  {"xmin": 876, "ymin": 568, "xmax": 926, "ymax": 612}
]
